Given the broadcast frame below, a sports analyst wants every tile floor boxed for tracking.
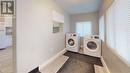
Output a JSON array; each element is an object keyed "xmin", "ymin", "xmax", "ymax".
[{"xmin": 0, "ymin": 47, "xmax": 13, "ymax": 73}]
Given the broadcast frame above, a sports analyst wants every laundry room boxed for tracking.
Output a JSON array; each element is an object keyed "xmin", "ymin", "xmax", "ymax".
[
  {"xmin": 69, "ymin": 11, "xmax": 99, "ymax": 49},
  {"xmin": 1, "ymin": 0, "xmax": 130, "ymax": 73},
  {"xmin": 64, "ymin": 6, "xmax": 102, "ymax": 73}
]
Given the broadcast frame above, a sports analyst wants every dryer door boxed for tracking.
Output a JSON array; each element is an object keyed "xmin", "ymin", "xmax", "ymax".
[
  {"xmin": 85, "ymin": 40, "xmax": 99, "ymax": 52},
  {"xmin": 87, "ymin": 41, "xmax": 97, "ymax": 50}
]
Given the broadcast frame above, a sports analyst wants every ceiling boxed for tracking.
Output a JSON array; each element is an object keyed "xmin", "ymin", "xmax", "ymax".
[{"xmin": 55, "ymin": 0, "xmax": 102, "ymax": 14}]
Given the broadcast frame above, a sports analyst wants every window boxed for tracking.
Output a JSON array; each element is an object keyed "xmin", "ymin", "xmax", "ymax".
[
  {"xmin": 76, "ymin": 22, "xmax": 92, "ymax": 37},
  {"xmin": 106, "ymin": 0, "xmax": 130, "ymax": 65},
  {"xmin": 99, "ymin": 15, "xmax": 105, "ymax": 41},
  {"xmin": 106, "ymin": 2, "xmax": 115, "ymax": 50}
]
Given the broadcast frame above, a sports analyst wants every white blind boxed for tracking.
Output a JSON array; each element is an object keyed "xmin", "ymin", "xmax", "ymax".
[
  {"xmin": 99, "ymin": 15, "xmax": 105, "ymax": 41},
  {"xmin": 128, "ymin": 0, "xmax": 130, "ymax": 63},
  {"xmin": 115, "ymin": 0, "xmax": 129, "ymax": 61},
  {"xmin": 106, "ymin": 0, "xmax": 130, "ymax": 64},
  {"xmin": 76, "ymin": 22, "xmax": 92, "ymax": 36},
  {"xmin": 106, "ymin": 2, "xmax": 115, "ymax": 50}
]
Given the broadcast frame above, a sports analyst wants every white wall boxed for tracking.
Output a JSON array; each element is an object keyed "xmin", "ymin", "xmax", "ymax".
[
  {"xmin": 16, "ymin": 0, "xmax": 70, "ymax": 73},
  {"xmin": 70, "ymin": 12, "xmax": 99, "ymax": 35}
]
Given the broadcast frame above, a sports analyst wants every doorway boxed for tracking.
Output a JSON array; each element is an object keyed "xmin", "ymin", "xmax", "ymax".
[{"xmin": 0, "ymin": 0, "xmax": 16, "ymax": 73}]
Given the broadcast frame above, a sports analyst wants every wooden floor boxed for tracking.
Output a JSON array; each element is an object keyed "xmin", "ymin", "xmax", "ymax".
[
  {"xmin": 57, "ymin": 51, "xmax": 103, "ymax": 73},
  {"xmin": 0, "ymin": 47, "xmax": 13, "ymax": 73}
]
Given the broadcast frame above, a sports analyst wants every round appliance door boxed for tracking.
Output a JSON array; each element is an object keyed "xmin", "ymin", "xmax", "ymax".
[
  {"xmin": 86, "ymin": 40, "xmax": 99, "ymax": 51},
  {"xmin": 67, "ymin": 38, "xmax": 75, "ymax": 47}
]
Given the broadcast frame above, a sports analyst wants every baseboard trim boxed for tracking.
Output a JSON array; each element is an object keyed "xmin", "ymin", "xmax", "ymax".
[
  {"xmin": 39, "ymin": 49, "xmax": 67, "ymax": 71},
  {"xmin": 101, "ymin": 56, "xmax": 111, "ymax": 73}
]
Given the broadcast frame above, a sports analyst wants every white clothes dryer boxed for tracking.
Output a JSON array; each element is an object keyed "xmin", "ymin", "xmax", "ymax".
[{"xmin": 83, "ymin": 38, "xmax": 101, "ymax": 57}]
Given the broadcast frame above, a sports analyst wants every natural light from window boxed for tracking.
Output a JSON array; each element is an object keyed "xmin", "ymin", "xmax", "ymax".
[{"xmin": 76, "ymin": 21, "xmax": 92, "ymax": 37}]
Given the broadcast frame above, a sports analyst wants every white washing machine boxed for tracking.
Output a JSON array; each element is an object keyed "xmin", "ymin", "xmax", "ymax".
[
  {"xmin": 66, "ymin": 33, "xmax": 80, "ymax": 52},
  {"xmin": 83, "ymin": 37, "xmax": 101, "ymax": 57}
]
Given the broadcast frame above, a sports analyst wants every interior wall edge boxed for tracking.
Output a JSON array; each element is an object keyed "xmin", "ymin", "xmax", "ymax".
[{"xmin": 99, "ymin": 0, "xmax": 115, "ymax": 17}]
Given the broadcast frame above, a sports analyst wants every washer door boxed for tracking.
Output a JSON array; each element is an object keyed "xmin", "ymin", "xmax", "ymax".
[{"xmin": 67, "ymin": 38, "xmax": 75, "ymax": 47}]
